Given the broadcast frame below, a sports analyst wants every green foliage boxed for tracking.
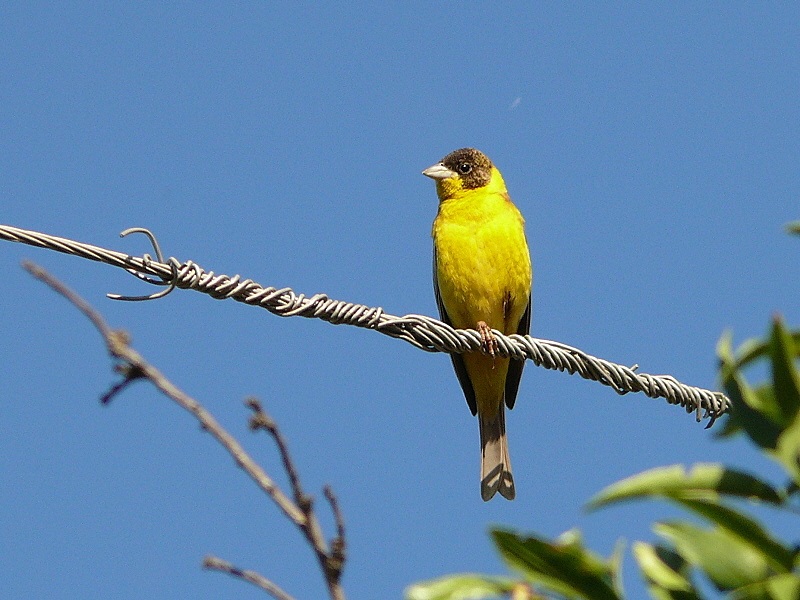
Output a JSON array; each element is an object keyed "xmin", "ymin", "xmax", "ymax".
[
  {"xmin": 489, "ymin": 529, "xmax": 623, "ymax": 600},
  {"xmin": 406, "ymin": 530, "xmax": 623, "ymax": 600},
  {"xmin": 407, "ymin": 233, "xmax": 800, "ymax": 599},
  {"xmin": 405, "ymin": 574, "xmax": 518, "ymax": 600},
  {"xmin": 717, "ymin": 317, "xmax": 800, "ymax": 485},
  {"xmin": 587, "ymin": 464, "xmax": 784, "ymax": 507}
]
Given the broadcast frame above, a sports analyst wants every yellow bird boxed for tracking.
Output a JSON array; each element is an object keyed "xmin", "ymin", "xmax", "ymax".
[{"xmin": 423, "ymin": 148, "xmax": 532, "ymax": 501}]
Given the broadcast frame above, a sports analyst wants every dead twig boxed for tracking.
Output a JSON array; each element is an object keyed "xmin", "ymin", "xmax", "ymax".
[
  {"xmin": 203, "ymin": 556, "xmax": 294, "ymax": 600},
  {"xmin": 247, "ymin": 398, "xmax": 346, "ymax": 590},
  {"xmin": 23, "ymin": 261, "xmax": 347, "ymax": 600}
]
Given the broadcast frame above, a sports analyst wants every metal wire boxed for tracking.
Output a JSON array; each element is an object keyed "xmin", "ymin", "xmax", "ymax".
[{"xmin": 0, "ymin": 223, "xmax": 730, "ymax": 425}]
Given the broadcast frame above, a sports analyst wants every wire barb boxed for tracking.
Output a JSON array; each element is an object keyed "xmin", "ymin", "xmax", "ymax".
[
  {"xmin": 2, "ymin": 223, "xmax": 730, "ymax": 423},
  {"xmin": 107, "ymin": 227, "xmax": 178, "ymax": 301}
]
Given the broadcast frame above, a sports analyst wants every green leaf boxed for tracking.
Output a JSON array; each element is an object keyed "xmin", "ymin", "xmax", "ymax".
[
  {"xmin": 768, "ymin": 316, "xmax": 800, "ymax": 425},
  {"xmin": 670, "ymin": 498, "xmax": 793, "ymax": 572},
  {"xmin": 734, "ymin": 384, "xmax": 786, "ymax": 450},
  {"xmin": 775, "ymin": 409, "xmax": 800, "ymax": 486},
  {"xmin": 786, "ymin": 221, "xmax": 800, "ymax": 235},
  {"xmin": 766, "ymin": 318, "xmax": 800, "ymax": 484},
  {"xmin": 655, "ymin": 521, "xmax": 773, "ymax": 591},
  {"xmin": 632, "ymin": 541, "xmax": 696, "ymax": 594},
  {"xmin": 588, "ymin": 464, "xmax": 784, "ymax": 509},
  {"xmin": 718, "ymin": 343, "xmax": 783, "ymax": 449},
  {"xmin": 717, "ymin": 323, "xmax": 800, "ymax": 455},
  {"xmin": 718, "ymin": 389, "xmax": 754, "ymax": 439},
  {"xmin": 721, "ymin": 331, "xmax": 800, "ymax": 373},
  {"xmin": 608, "ymin": 537, "xmax": 626, "ymax": 600},
  {"xmin": 405, "ymin": 574, "xmax": 516, "ymax": 600},
  {"xmin": 491, "ymin": 529, "xmax": 621, "ymax": 600},
  {"xmin": 719, "ymin": 330, "xmax": 768, "ymax": 373},
  {"xmin": 729, "ymin": 573, "xmax": 800, "ymax": 600}
]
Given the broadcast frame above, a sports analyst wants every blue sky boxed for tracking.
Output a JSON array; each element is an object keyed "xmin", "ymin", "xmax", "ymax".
[{"xmin": 1, "ymin": 3, "xmax": 798, "ymax": 599}]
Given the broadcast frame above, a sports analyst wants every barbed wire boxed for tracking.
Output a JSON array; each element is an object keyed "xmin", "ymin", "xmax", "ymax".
[{"xmin": 0, "ymin": 223, "xmax": 730, "ymax": 425}]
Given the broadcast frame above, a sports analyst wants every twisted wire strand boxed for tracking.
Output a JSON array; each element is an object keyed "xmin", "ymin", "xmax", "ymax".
[{"xmin": 1, "ymin": 223, "xmax": 730, "ymax": 425}]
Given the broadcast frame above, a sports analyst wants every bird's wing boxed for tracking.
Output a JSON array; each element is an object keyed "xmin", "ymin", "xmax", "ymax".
[
  {"xmin": 433, "ymin": 247, "xmax": 477, "ymax": 416},
  {"xmin": 504, "ymin": 292, "xmax": 531, "ymax": 410}
]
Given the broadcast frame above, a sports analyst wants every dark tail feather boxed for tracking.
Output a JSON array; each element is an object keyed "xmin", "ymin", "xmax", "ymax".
[{"xmin": 479, "ymin": 407, "xmax": 515, "ymax": 501}]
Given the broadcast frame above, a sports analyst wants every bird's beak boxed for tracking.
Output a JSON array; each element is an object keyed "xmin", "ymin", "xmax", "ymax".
[{"xmin": 422, "ymin": 163, "xmax": 457, "ymax": 180}]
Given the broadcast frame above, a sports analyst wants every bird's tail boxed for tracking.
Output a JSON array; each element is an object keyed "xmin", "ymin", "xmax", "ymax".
[{"xmin": 479, "ymin": 406, "xmax": 515, "ymax": 501}]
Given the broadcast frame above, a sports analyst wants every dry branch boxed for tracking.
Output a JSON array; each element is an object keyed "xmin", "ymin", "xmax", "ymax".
[{"xmin": 22, "ymin": 261, "xmax": 346, "ymax": 600}]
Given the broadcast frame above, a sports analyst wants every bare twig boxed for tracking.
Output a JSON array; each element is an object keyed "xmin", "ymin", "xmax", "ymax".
[
  {"xmin": 247, "ymin": 398, "xmax": 346, "ymax": 595},
  {"xmin": 324, "ymin": 486, "xmax": 346, "ymax": 549},
  {"xmin": 203, "ymin": 556, "xmax": 295, "ymax": 600},
  {"xmin": 324, "ymin": 485, "xmax": 346, "ymax": 581},
  {"xmin": 248, "ymin": 398, "xmax": 307, "ymax": 507},
  {"xmin": 23, "ymin": 261, "xmax": 117, "ymax": 339},
  {"xmin": 23, "ymin": 261, "xmax": 346, "ymax": 599}
]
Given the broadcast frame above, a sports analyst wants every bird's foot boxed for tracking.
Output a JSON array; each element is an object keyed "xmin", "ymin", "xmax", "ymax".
[{"xmin": 477, "ymin": 321, "xmax": 498, "ymax": 361}]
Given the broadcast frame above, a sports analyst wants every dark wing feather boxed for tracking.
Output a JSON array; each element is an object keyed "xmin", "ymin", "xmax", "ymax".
[
  {"xmin": 433, "ymin": 248, "xmax": 478, "ymax": 416},
  {"xmin": 504, "ymin": 292, "xmax": 531, "ymax": 410}
]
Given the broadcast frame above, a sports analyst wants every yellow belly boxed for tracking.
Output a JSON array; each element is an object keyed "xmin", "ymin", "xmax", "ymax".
[{"xmin": 433, "ymin": 191, "xmax": 531, "ymax": 412}]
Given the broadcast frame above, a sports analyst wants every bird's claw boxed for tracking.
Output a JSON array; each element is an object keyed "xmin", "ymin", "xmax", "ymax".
[{"xmin": 477, "ymin": 321, "xmax": 498, "ymax": 359}]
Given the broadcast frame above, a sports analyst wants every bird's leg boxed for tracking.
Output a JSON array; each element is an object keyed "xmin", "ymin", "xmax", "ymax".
[{"xmin": 477, "ymin": 321, "xmax": 498, "ymax": 366}]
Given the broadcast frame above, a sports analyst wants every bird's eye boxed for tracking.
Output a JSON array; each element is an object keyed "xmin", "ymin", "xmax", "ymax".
[{"xmin": 458, "ymin": 163, "xmax": 472, "ymax": 174}]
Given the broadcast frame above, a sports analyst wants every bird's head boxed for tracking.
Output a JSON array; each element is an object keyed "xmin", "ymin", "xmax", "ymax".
[{"xmin": 422, "ymin": 147, "xmax": 505, "ymax": 201}]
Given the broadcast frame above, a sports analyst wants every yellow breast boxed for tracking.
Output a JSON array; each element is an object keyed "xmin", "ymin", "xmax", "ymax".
[{"xmin": 432, "ymin": 169, "xmax": 531, "ymax": 334}]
